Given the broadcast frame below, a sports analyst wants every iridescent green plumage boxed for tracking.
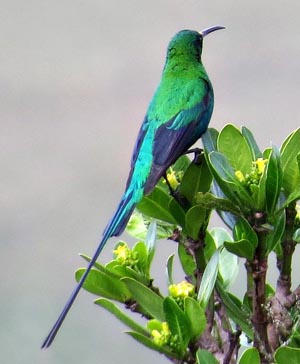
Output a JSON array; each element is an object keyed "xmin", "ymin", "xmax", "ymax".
[{"xmin": 42, "ymin": 26, "xmax": 224, "ymax": 348}]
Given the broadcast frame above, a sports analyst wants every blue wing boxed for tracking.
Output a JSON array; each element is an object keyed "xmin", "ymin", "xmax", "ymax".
[{"xmin": 144, "ymin": 92, "xmax": 213, "ymax": 194}]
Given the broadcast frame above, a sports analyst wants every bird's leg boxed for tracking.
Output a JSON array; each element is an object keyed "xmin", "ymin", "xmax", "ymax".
[
  {"xmin": 163, "ymin": 173, "xmax": 190, "ymax": 209},
  {"xmin": 185, "ymin": 147, "xmax": 203, "ymax": 161}
]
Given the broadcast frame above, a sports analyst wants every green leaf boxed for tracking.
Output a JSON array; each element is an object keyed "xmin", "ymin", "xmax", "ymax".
[
  {"xmin": 163, "ymin": 297, "xmax": 191, "ymax": 353},
  {"xmin": 275, "ymin": 346, "xmax": 300, "ymax": 364},
  {"xmin": 238, "ymin": 347, "xmax": 260, "ymax": 364},
  {"xmin": 198, "ymin": 250, "xmax": 219, "ymax": 308},
  {"xmin": 217, "ymin": 124, "xmax": 253, "ymax": 175},
  {"xmin": 265, "ymin": 146, "xmax": 282, "ymax": 214},
  {"xmin": 132, "ymin": 241, "xmax": 148, "ymax": 273},
  {"xmin": 126, "ymin": 331, "xmax": 178, "ymax": 358},
  {"xmin": 224, "ymin": 238, "xmax": 256, "ymax": 260},
  {"xmin": 207, "ymin": 151, "xmax": 252, "ymax": 208},
  {"xmin": 178, "ymin": 243, "xmax": 196, "ymax": 277},
  {"xmin": 266, "ymin": 210, "xmax": 286, "ymax": 253},
  {"xmin": 106, "ymin": 262, "xmax": 149, "ymax": 285},
  {"xmin": 196, "ymin": 192, "xmax": 241, "ymax": 215},
  {"xmin": 241, "ymin": 126, "xmax": 263, "ymax": 160},
  {"xmin": 293, "ymin": 228, "xmax": 300, "ymax": 243},
  {"xmin": 145, "ymin": 220, "xmax": 157, "ymax": 266},
  {"xmin": 216, "ymin": 281, "xmax": 253, "ymax": 339},
  {"xmin": 210, "ymin": 227, "xmax": 233, "ymax": 248},
  {"xmin": 126, "ymin": 211, "xmax": 175, "ymax": 240},
  {"xmin": 234, "ymin": 217, "xmax": 258, "ymax": 249},
  {"xmin": 79, "ymin": 253, "xmax": 105, "ymax": 271},
  {"xmin": 185, "ymin": 205, "xmax": 207, "ymax": 240},
  {"xmin": 166, "ymin": 254, "xmax": 175, "ymax": 285},
  {"xmin": 280, "ymin": 188, "xmax": 300, "ymax": 208},
  {"xmin": 179, "ymin": 154, "xmax": 212, "ymax": 203},
  {"xmin": 203, "ymin": 230, "xmax": 217, "ymax": 261},
  {"xmin": 280, "ymin": 128, "xmax": 300, "ymax": 197},
  {"xmin": 219, "ymin": 246, "xmax": 239, "ymax": 288},
  {"xmin": 75, "ymin": 268, "xmax": 131, "ymax": 302},
  {"xmin": 184, "ymin": 297, "xmax": 206, "ymax": 339},
  {"xmin": 95, "ymin": 298, "xmax": 149, "ymax": 336},
  {"xmin": 224, "ymin": 217, "xmax": 258, "ymax": 260},
  {"xmin": 171, "ymin": 155, "xmax": 191, "ymax": 174},
  {"xmin": 137, "ymin": 186, "xmax": 177, "ymax": 224},
  {"xmin": 196, "ymin": 349, "xmax": 219, "ymax": 364},
  {"xmin": 168, "ymin": 197, "xmax": 186, "ymax": 229},
  {"xmin": 202, "ymin": 128, "xmax": 219, "ymax": 153},
  {"xmin": 122, "ymin": 277, "xmax": 164, "ymax": 321}
]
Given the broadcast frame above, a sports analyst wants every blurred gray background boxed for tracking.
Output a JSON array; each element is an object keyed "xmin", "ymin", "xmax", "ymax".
[{"xmin": 2, "ymin": 1, "xmax": 300, "ymax": 363}]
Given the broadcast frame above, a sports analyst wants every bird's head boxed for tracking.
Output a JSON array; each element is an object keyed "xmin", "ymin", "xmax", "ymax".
[{"xmin": 166, "ymin": 26, "xmax": 225, "ymax": 62}]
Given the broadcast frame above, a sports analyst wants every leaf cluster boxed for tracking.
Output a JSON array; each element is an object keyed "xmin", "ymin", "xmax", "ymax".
[{"xmin": 77, "ymin": 125, "xmax": 300, "ymax": 364}]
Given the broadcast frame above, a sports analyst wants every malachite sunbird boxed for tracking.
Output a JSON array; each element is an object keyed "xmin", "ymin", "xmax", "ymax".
[{"xmin": 42, "ymin": 25, "xmax": 224, "ymax": 348}]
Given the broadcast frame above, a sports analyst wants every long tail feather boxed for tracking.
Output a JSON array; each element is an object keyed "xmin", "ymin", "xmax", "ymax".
[{"xmin": 41, "ymin": 192, "xmax": 136, "ymax": 348}]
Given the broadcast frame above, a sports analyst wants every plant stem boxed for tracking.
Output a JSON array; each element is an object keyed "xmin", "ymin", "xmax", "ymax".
[
  {"xmin": 276, "ymin": 202, "xmax": 297, "ymax": 301},
  {"xmin": 248, "ymin": 212, "xmax": 271, "ymax": 363}
]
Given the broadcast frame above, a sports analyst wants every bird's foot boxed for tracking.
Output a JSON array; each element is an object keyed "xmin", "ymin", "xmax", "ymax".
[{"xmin": 185, "ymin": 147, "xmax": 203, "ymax": 164}]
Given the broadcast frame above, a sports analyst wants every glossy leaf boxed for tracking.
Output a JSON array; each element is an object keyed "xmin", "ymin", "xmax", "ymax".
[
  {"xmin": 195, "ymin": 192, "xmax": 241, "ymax": 215},
  {"xmin": 217, "ymin": 124, "xmax": 253, "ymax": 175},
  {"xmin": 234, "ymin": 217, "xmax": 258, "ymax": 249},
  {"xmin": 203, "ymin": 230, "xmax": 217, "ymax": 261},
  {"xmin": 198, "ymin": 250, "xmax": 219, "ymax": 308},
  {"xmin": 216, "ymin": 281, "xmax": 253, "ymax": 339},
  {"xmin": 132, "ymin": 241, "xmax": 148, "ymax": 273},
  {"xmin": 184, "ymin": 297, "xmax": 206, "ymax": 339},
  {"xmin": 126, "ymin": 211, "xmax": 174, "ymax": 240},
  {"xmin": 196, "ymin": 349, "xmax": 219, "ymax": 364},
  {"xmin": 122, "ymin": 277, "xmax": 164, "ymax": 321},
  {"xmin": 238, "ymin": 347, "xmax": 260, "ymax": 364},
  {"xmin": 208, "ymin": 151, "xmax": 252, "ymax": 207},
  {"xmin": 127, "ymin": 331, "xmax": 177, "ymax": 358},
  {"xmin": 210, "ymin": 181, "xmax": 238, "ymax": 229},
  {"xmin": 224, "ymin": 217, "xmax": 258, "ymax": 260},
  {"xmin": 241, "ymin": 126, "xmax": 263, "ymax": 160},
  {"xmin": 185, "ymin": 205, "xmax": 207, "ymax": 240},
  {"xmin": 166, "ymin": 254, "xmax": 175, "ymax": 285},
  {"xmin": 75, "ymin": 268, "xmax": 131, "ymax": 302},
  {"xmin": 95, "ymin": 298, "xmax": 149, "ymax": 336},
  {"xmin": 168, "ymin": 197, "xmax": 186, "ymax": 228},
  {"xmin": 106, "ymin": 262, "xmax": 149, "ymax": 286},
  {"xmin": 275, "ymin": 346, "xmax": 300, "ymax": 364},
  {"xmin": 145, "ymin": 220, "xmax": 157, "ymax": 266},
  {"xmin": 202, "ymin": 127, "xmax": 219, "ymax": 153},
  {"xmin": 224, "ymin": 238, "xmax": 255, "ymax": 260},
  {"xmin": 178, "ymin": 243, "xmax": 196, "ymax": 277},
  {"xmin": 266, "ymin": 210, "xmax": 286, "ymax": 253},
  {"xmin": 218, "ymin": 246, "xmax": 239, "ymax": 288},
  {"xmin": 293, "ymin": 228, "xmax": 300, "ymax": 243},
  {"xmin": 210, "ymin": 227, "xmax": 233, "ymax": 248},
  {"xmin": 280, "ymin": 128, "xmax": 300, "ymax": 196},
  {"xmin": 265, "ymin": 146, "xmax": 282, "ymax": 214},
  {"xmin": 179, "ymin": 154, "xmax": 212, "ymax": 203},
  {"xmin": 163, "ymin": 297, "xmax": 191, "ymax": 354},
  {"xmin": 137, "ymin": 186, "xmax": 177, "ymax": 224}
]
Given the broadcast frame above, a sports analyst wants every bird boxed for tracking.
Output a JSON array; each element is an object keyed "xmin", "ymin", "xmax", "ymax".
[{"xmin": 42, "ymin": 25, "xmax": 224, "ymax": 348}]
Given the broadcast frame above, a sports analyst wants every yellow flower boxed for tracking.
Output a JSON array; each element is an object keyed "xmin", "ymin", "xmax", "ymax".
[
  {"xmin": 113, "ymin": 243, "xmax": 131, "ymax": 264},
  {"xmin": 151, "ymin": 322, "xmax": 171, "ymax": 346},
  {"xmin": 165, "ymin": 169, "xmax": 180, "ymax": 189},
  {"xmin": 235, "ymin": 170, "xmax": 245, "ymax": 183},
  {"xmin": 253, "ymin": 158, "xmax": 268, "ymax": 175},
  {"xmin": 169, "ymin": 281, "xmax": 195, "ymax": 298},
  {"xmin": 296, "ymin": 203, "xmax": 300, "ymax": 222}
]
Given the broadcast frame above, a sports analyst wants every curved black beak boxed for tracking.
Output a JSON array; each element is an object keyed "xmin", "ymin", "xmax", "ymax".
[{"xmin": 200, "ymin": 25, "xmax": 225, "ymax": 37}]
